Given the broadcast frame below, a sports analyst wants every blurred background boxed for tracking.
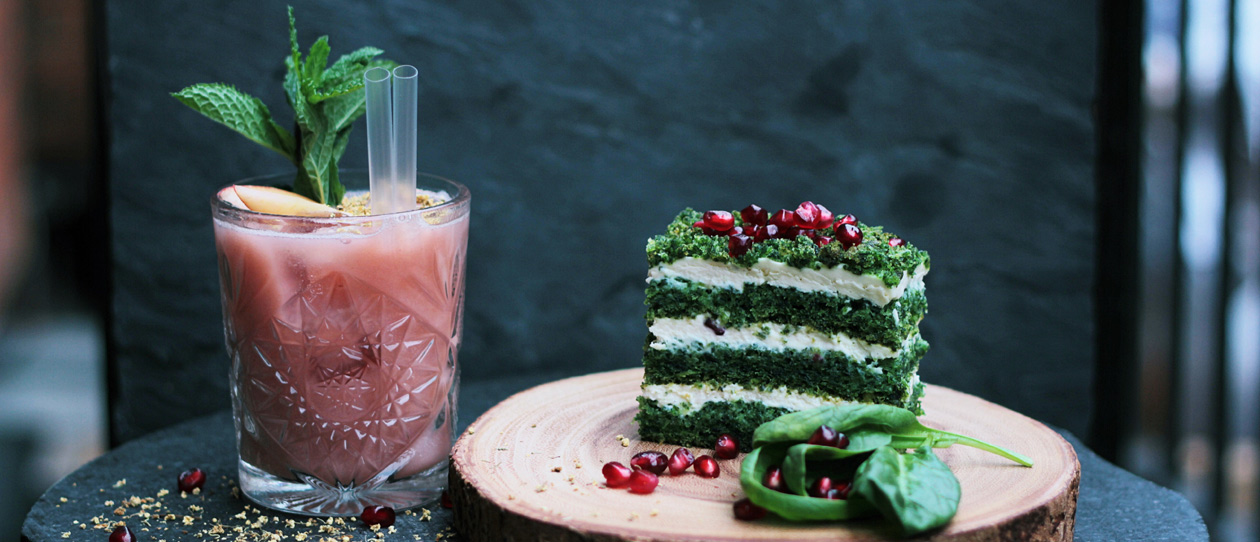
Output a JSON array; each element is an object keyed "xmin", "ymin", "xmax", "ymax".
[
  {"xmin": 0, "ymin": 0, "xmax": 1257, "ymax": 540},
  {"xmin": 0, "ymin": 0, "xmax": 107, "ymax": 538}
]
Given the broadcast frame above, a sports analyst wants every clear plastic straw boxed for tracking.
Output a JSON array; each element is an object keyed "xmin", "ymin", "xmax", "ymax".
[
  {"xmin": 391, "ymin": 65, "xmax": 419, "ymax": 212},
  {"xmin": 364, "ymin": 67, "xmax": 398, "ymax": 214}
]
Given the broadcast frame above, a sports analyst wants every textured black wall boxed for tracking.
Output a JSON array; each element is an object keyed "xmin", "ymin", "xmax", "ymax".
[{"xmin": 106, "ymin": 1, "xmax": 1097, "ymax": 443}]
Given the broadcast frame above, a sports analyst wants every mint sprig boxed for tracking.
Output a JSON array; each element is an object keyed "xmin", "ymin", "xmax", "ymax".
[{"xmin": 172, "ymin": 7, "xmax": 394, "ymax": 205}]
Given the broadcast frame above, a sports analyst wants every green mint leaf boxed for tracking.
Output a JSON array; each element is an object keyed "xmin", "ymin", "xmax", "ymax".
[
  {"xmin": 268, "ymin": 119, "xmax": 297, "ymax": 159},
  {"xmin": 171, "ymin": 83, "xmax": 296, "ymax": 160},
  {"xmin": 319, "ymin": 58, "xmax": 394, "ymax": 127},
  {"xmin": 177, "ymin": 6, "xmax": 391, "ymax": 207},
  {"xmin": 320, "ymin": 90, "xmax": 368, "ymax": 132},
  {"xmin": 308, "ymin": 79, "xmax": 363, "ymax": 104},
  {"xmin": 323, "ymin": 46, "xmax": 384, "ymax": 82},
  {"xmin": 299, "ymin": 129, "xmax": 339, "ymax": 204},
  {"xmin": 739, "ymin": 445, "xmax": 878, "ymax": 522},
  {"xmin": 288, "ymin": 6, "xmax": 301, "ymax": 71},
  {"xmin": 304, "ymin": 36, "xmax": 330, "ymax": 84},
  {"xmin": 852, "ymin": 447, "xmax": 960, "ymax": 536},
  {"xmin": 327, "ymin": 127, "xmax": 353, "ymax": 203}
]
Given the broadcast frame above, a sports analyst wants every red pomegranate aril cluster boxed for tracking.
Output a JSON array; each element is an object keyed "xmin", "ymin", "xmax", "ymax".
[
  {"xmin": 360, "ymin": 505, "xmax": 396, "ymax": 528},
  {"xmin": 694, "ymin": 455, "xmax": 720, "ymax": 478},
  {"xmin": 109, "ymin": 526, "xmax": 136, "ymax": 542},
  {"xmin": 177, "ymin": 468, "xmax": 206, "ymax": 493},
  {"xmin": 628, "ymin": 470, "xmax": 659, "ymax": 494},
  {"xmin": 803, "ymin": 475, "xmax": 852, "ymax": 500},
  {"xmin": 605, "ymin": 444, "xmax": 723, "ymax": 495},
  {"xmin": 793, "ymin": 201, "xmax": 834, "ymax": 229},
  {"xmin": 602, "ymin": 461, "xmax": 633, "ymax": 488},
  {"xmin": 806, "ymin": 425, "xmax": 850, "ymax": 449},
  {"xmin": 762, "ymin": 466, "xmax": 787, "ymax": 492},
  {"xmin": 728, "ymin": 234, "xmax": 754, "ymax": 258},
  {"xmin": 889, "ymin": 237, "xmax": 906, "ymax": 247},
  {"xmin": 699, "ymin": 201, "xmax": 864, "ymax": 257},
  {"xmin": 668, "ymin": 447, "xmax": 696, "ymax": 475},
  {"xmin": 808, "ymin": 476, "xmax": 833, "ymax": 498},
  {"xmin": 767, "ymin": 209, "xmax": 795, "ymax": 229},
  {"xmin": 733, "ymin": 498, "xmax": 768, "ymax": 521},
  {"xmin": 835, "ymin": 223, "xmax": 862, "ymax": 250},
  {"xmin": 630, "ymin": 451, "xmax": 668, "ymax": 474},
  {"xmin": 827, "ymin": 480, "xmax": 853, "ymax": 500},
  {"xmin": 714, "ymin": 433, "xmax": 739, "ymax": 459},
  {"xmin": 740, "ymin": 204, "xmax": 768, "ymax": 225},
  {"xmin": 793, "ymin": 201, "xmax": 818, "ymax": 226},
  {"xmin": 702, "ymin": 210, "xmax": 735, "ymax": 231}
]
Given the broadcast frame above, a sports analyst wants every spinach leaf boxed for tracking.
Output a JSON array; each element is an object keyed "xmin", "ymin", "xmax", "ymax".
[
  {"xmin": 852, "ymin": 447, "xmax": 961, "ymax": 536},
  {"xmin": 740, "ymin": 445, "xmax": 877, "ymax": 521},
  {"xmin": 780, "ymin": 430, "xmax": 891, "ymax": 494},
  {"xmin": 753, "ymin": 404, "xmax": 1033, "ymax": 467}
]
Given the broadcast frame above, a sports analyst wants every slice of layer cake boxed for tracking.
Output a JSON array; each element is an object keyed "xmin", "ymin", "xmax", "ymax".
[{"xmin": 635, "ymin": 203, "xmax": 930, "ymax": 451}]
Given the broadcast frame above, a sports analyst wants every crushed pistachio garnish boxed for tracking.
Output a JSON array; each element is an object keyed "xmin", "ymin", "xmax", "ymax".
[
  {"xmin": 337, "ymin": 192, "xmax": 448, "ymax": 217},
  {"xmin": 71, "ymin": 463, "xmax": 428, "ymax": 542}
]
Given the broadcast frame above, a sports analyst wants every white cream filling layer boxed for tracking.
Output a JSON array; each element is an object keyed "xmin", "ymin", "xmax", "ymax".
[
  {"xmin": 642, "ymin": 382, "xmax": 861, "ymax": 412},
  {"xmin": 647, "ymin": 258, "xmax": 928, "ymax": 307},
  {"xmin": 642, "ymin": 378, "xmax": 921, "ymax": 414},
  {"xmin": 648, "ymin": 315, "xmax": 920, "ymax": 363}
]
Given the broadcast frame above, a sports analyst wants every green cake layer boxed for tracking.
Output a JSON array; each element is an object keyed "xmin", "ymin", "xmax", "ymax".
[
  {"xmin": 645, "ymin": 278, "xmax": 927, "ymax": 348},
  {"xmin": 646, "ymin": 208, "xmax": 930, "ymax": 287},
  {"xmin": 637, "ymin": 397, "xmax": 793, "ymax": 453},
  {"xmin": 643, "ymin": 338, "xmax": 928, "ymax": 405}
]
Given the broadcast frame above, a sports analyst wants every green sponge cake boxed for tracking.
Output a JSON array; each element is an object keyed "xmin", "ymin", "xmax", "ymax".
[{"xmin": 635, "ymin": 202, "xmax": 930, "ymax": 452}]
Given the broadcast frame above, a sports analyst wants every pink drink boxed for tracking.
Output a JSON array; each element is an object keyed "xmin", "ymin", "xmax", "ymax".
[{"xmin": 212, "ymin": 174, "xmax": 470, "ymax": 515}]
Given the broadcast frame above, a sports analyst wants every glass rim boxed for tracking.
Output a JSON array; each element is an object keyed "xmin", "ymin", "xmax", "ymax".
[{"xmin": 211, "ymin": 169, "xmax": 471, "ymax": 224}]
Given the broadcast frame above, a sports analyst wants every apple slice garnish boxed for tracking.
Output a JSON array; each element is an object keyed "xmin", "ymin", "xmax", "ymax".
[
  {"xmin": 218, "ymin": 186, "xmax": 248, "ymax": 209},
  {"xmin": 232, "ymin": 185, "xmax": 347, "ymax": 217}
]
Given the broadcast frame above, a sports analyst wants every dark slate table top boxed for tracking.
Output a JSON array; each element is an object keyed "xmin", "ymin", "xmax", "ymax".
[{"xmin": 25, "ymin": 373, "xmax": 1207, "ymax": 541}]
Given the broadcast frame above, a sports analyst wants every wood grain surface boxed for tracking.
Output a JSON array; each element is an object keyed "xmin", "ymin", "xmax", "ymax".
[{"xmin": 450, "ymin": 369, "xmax": 1079, "ymax": 541}]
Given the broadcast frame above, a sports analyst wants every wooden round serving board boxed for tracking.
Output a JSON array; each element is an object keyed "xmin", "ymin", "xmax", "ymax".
[{"xmin": 449, "ymin": 369, "xmax": 1079, "ymax": 541}]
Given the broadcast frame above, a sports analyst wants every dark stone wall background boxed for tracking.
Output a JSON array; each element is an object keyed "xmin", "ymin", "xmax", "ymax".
[{"xmin": 106, "ymin": 1, "xmax": 1097, "ymax": 442}]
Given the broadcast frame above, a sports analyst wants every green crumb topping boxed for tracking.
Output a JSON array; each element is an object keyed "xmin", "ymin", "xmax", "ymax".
[
  {"xmin": 635, "ymin": 394, "xmax": 924, "ymax": 453},
  {"xmin": 645, "ymin": 209, "xmax": 930, "ymax": 288},
  {"xmin": 907, "ymin": 379, "xmax": 926, "ymax": 413},
  {"xmin": 645, "ymin": 279, "xmax": 928, "ymax": 347},
  {"xmin": 642, "ymin": 339, "xmax": 928, "ymax": 405}
]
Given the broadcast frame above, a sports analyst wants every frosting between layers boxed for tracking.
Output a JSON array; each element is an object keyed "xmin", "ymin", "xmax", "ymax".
[
  {"xmin": 648, "ymin": 315, "xmax": 922, "ymax": 363},
  {"xmin": 642, "ymin": 382, "xmax": 867, "ymax": 413},
  {"xmin": 648, "ymin": 258, "xmax": 928, "ymax": 307}
]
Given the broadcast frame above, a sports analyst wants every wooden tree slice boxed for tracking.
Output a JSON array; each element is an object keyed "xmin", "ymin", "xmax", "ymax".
[{"xmin": 450, "ymin": 369, "xmax": 1078, "ymax": 541}]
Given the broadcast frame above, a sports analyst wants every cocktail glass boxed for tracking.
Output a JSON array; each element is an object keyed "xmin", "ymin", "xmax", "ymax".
[{"xmin": 211, "ymin": 171, "xmax": 470, "ymax": 516}]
